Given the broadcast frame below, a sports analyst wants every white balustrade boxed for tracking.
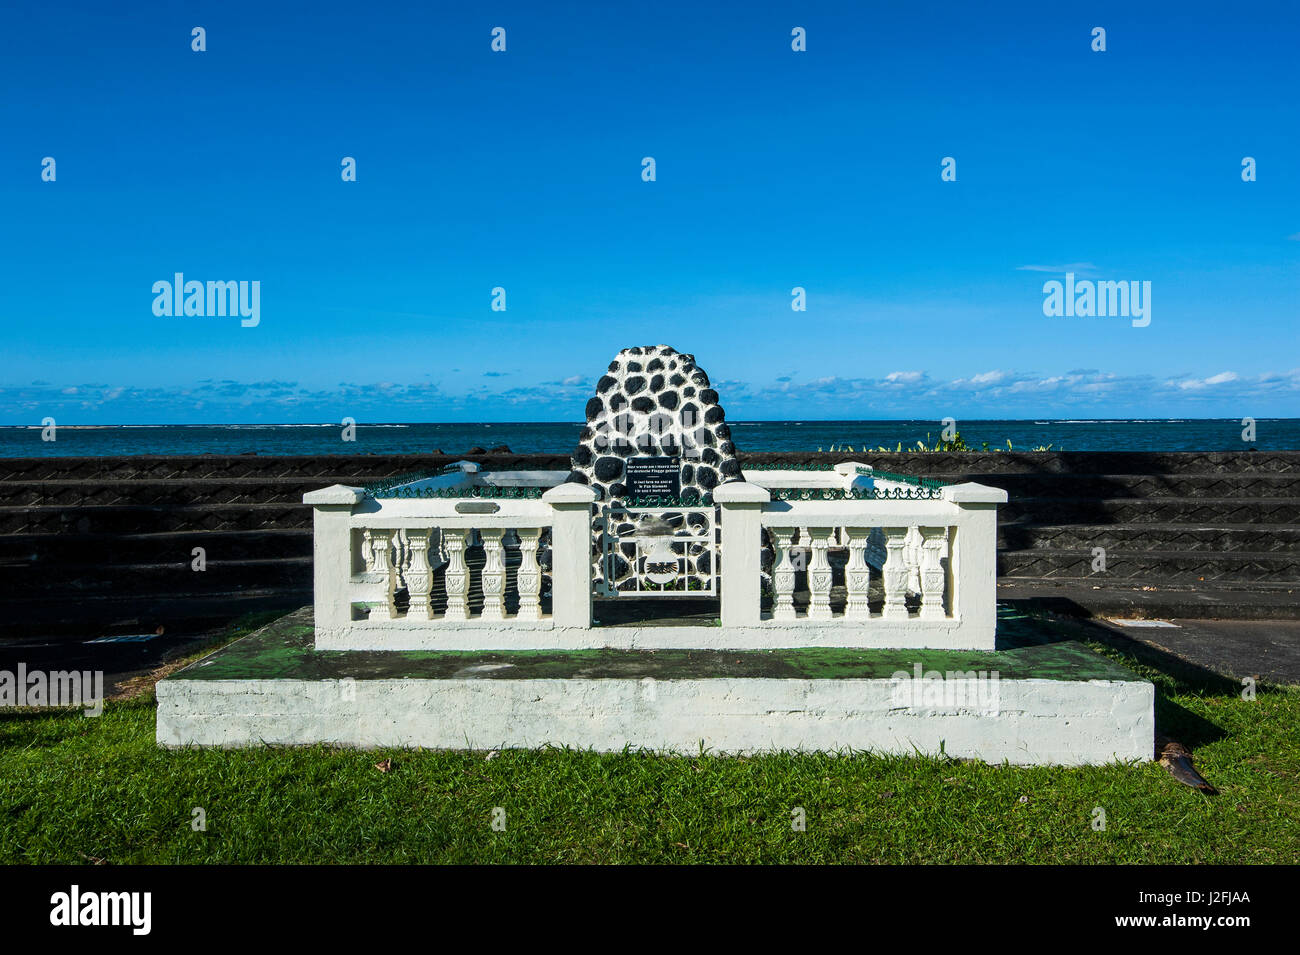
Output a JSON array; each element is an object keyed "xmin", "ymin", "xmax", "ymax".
[{"xmin": 306, "ymin": 459, "xmax": 1005, "ymax": 650}]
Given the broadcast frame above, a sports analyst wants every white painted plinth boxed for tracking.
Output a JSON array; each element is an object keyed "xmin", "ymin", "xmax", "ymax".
[
  {"xmin": 157, "ymin": 674, "xmax": 1153, "ymax": 766},
  {"xmin": 315, "ymin": 618, "xmax": 996, "ymax": 652}
]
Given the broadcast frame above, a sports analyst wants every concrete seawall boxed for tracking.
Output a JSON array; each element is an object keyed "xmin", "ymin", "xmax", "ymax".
[{"xmin": 1, "ymin": 451, "xmax": 1296, "ymax": 638}]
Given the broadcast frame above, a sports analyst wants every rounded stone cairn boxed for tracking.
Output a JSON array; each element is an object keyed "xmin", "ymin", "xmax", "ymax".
[{"xmin": 567, "ymin": 344, "xmax": 742, "ymax": 594}]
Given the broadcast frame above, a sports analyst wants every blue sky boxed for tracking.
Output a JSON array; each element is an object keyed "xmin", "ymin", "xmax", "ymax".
[{"xmin": 1, "ymin": 0, "xmax": 1296, "ymax": 423}]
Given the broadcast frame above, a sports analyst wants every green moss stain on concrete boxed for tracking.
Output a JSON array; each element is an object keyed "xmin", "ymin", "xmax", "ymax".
[{"xmin": 167, "ymin": 605, "xmax": 1143, "ymax": 684}]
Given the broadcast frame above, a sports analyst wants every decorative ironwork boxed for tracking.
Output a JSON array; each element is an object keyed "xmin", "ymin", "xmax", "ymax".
[
  {"xmin": 371, "ymin": 483, "xmax": 546, "ymax": 500},
  {"xmin": 362, "ymin": 470, "xmax": 438, "ymax": 496},
  {"xmin": 620, "ymin": 493, "xmax": 712, "ymax": 508},
  {"xmin": 768, "ymin": 486, "xmax": 944, "ymax": 501},
  {"xmin": 856, "ymin": 467, "xmax": 947, "ymax": 490},
  {"xmin": 741, "ymin": 462, "xmax": 835, "ymax": 471}
]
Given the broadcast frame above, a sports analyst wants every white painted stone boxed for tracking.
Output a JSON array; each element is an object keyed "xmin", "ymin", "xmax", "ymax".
[
  {"xmin": 156, "ymin": 674, "xmax": 1154, "ymax": 766},
  {"xmin": 313, "ymin": 619, "xmax": 996, "ymax": 651}
]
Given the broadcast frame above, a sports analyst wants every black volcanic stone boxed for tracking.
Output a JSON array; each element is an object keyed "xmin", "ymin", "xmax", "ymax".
[
  {"xmin": 680, "ymin": 464, "xmax": 694, "ymax": 484},
  {"xmin": 658, "ymin": 390, "xmax": 679, "ymax": 410},
  {"xmin": 702, "ymin": 448, "xmax": 719, "ymax": 465},
  {"xmin": 647, "ymin": 358, "xmax": 664, "ymax": 372},
  {"xmin": 700, "ymin": 388, "xmax": 718, "ymax": 405},
  {"xmin": 573, "ymin": 446, "xmax": 593, "ymax": 466},
  {"xmin": 648, "ymin": 412, "xmax": 674, "ymax": 434},
  {"xmin": 697, "ymin": 466, "xmax": 718, "ymax": 489},
  {"xmin": 715, "ymin": 424, "xmax": 731, "ymax": 440},
  {"xmin": 669, "ymin": 374, "xmax": 685, "ymax": 387},
  {"xmin": 580, "ymin": 426, "xmax": 594, "ymax": 440},
  {"xmin": 567, "ymin": 470, "xmax": 589, "ymax": 484},
  {"xmin": 720, "ymin": 459, "xmax": 741, "ymax": 477},
  {"xmin": 691, "ymin": 371, "xmax": 709, "ymax": 387},
  {"xmin": 608, "ymin": 361, "xmax": 620, "ymax": 372},
  {"xmin": 678, "ymin": 402, "xmax": 699, "ymax": 425},
  {"xmin": 594, "ymin": 457, "xmax": 624, "ymax": 482},
  {"xmin": 683, "ymin": 386, "xmax": 695, "ymax": 398},
  {"xmin": 635, "ymin": 433, "xmax": 655, "ymax": 453},
  {"xmin": 627, "ymin": 346, "xmax": 643, "ymax": 355},
  {"xmin": 627, "ymin": 361, "xmax": 642, "ymax": 373},
  {"xmin": 609, "ymin": 483, "xmax": 628, "ymax": 498},
  {"xmin": 631, "ymin": 396, "xmax": 655, "ymax": 413},
  {"xmin": 625, "ymin": 376, "xmax": 646, "ymax": 394},
  {"xmin": 719, "ymin": 441, "xmax": 734, "ymax": 454},
  {"xmin": 585, "ymin": 397, "xmax": 604, "ymax": 421},
  {"xmin": 597, "ymin": 375, "xmax": 617, "ymax": 394},
  {"xmin": 650, "ymin": 374, "xmax": 664, "ymax": 392},
  {"xmin": 704, "ymin": 405, "xmax": 724, "ymax": 424},
  {"xmin": 610, "ymin": 394, "xmax": 628, "ymax": 412}
]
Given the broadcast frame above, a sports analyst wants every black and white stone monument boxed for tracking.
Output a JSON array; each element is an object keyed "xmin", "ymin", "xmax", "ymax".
[{"xmin": 569, "ymin": 344, "xmax": 742, "ymax": 502}]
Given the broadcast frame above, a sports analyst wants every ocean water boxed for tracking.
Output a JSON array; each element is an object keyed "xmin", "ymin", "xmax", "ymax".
[{"xmin": 1, "ymin": 419, "xmax": 1295, "ymax": 457}]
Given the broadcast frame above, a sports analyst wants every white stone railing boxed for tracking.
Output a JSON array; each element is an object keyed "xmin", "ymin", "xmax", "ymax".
[
  {"xmin": 305, "ymin": 460, "xmax": 1005, "ymax": 651},
  {"xmin": 715, "ymin": 469, "xmax": 1006, "ymax": 649},
  {"xmin": 304, "ymin": 462, "xmax": 597, "ymax": 649}
]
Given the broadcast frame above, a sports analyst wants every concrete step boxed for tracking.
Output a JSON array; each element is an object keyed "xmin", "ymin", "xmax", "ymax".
[
  {"xmin": 0, "ymin": 528, "xmax": 311, "ymax": 564},
  {"xmin": 997, "ymin": 577, "xmax": 1300, "ymax": 620},
  {"xmin": 998, "ymin": 522, "xmax": 1300, "ymax": 553},
  {"xmin": 0, "ymin": 556, "xmax": 313, "ymax": 595},
  {"xmin": 0, "ymin": 503, "xmax": 312, "ymax": 535},
  {"xmin": 0, "ymin": 589, "xmax": 309, "ymax": 639},
  {"xmin": 1000, "ymin": 496, "xmax": 1300, "ymax": 525},
  {"xmin": 999, "ymin": 548, "xmax": 1298, "ymax": 584},
  {"xmin": 959, "ymin": 473, "xmax": 1300, "ymax": 499}
]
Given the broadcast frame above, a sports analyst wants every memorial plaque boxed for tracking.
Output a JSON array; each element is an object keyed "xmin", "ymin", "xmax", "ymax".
[{"xmin": 624, "ymin": 456, "xmax": 681, "ymax": 497}]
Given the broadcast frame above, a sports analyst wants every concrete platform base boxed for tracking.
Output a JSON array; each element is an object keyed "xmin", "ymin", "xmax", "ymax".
[{"xmin": 156, "ymin": 607, "xmax": 1155, "ymax": 766}]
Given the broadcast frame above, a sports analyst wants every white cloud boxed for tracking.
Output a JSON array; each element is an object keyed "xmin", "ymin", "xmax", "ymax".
[{"xmin": 1015, "ymin": 262, "xmax": 1098, "ymax": 273}]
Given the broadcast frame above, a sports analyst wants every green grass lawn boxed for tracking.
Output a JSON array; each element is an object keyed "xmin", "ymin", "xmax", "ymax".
[{"xmin": 2, "ymin": 616, "xmax": 1297, "ymax": 864}]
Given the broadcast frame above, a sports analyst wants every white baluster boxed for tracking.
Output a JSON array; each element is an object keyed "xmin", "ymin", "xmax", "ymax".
[
  {"xmin": 919, "ymin": 527, "xmax": 949, "ymax": 620},
  {"xmin": 369, "ymin": 529, "xmax": 395, "ymax": 620},
  {"xmin": 394, "ymin": 528, "xmax": 411, "ymax": 589},
  {"xmin": 361, "ymin": 528, "xmax": 375, "ymax": 571},
  {"xmin": 807, "ymin": 527, "xmax": 833, "ymax": 621},
  {"xmin": 843, "ymin": 526, "xmax": 872, "ymax": 622},
  {"xmin": 882, "ymin": 526, "xmax": 910, "ymax": 620},
  {"xmin": 443, "ymin": 528, "xmax": 469, "ymax": 621},
  {"xmin": 905, "ymin": 526, "xmax": 922, "ymax": 594},
  {"xmin": 479, "ymin": 527, "xmax": 506, "ymax": 621},
  {"xmin": 770, "ymin": 527, "xmax": 796, "ymax": 622},
  {"xmin": 516, "ymin": 527, "xmax": 542, "ymax": 620},
  {"xmin": 405, "ymin": 529, "xmax": 432, "ymax": 621}
]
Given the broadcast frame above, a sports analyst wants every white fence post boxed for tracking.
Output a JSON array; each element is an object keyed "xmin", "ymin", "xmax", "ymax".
[
  {"xmin": 942, "ymin": 483, "xmax": 1008, "ymax": 649},
  {"xmin": 303, "ymin": 485, "xmax": 364, "ymax": 634},
  {"xmin": 715, "ymin": 482, "xmax": 771, "ymax": 627},
  {"xmin": 543, "ymin": 483, "xmax": 599, "ymax": 628}
]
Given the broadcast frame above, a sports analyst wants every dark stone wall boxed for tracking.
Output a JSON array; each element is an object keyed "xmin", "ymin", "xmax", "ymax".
[{"xmin": 1, "ymin": 450, "xmax": 1296, "ymax": 638}]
